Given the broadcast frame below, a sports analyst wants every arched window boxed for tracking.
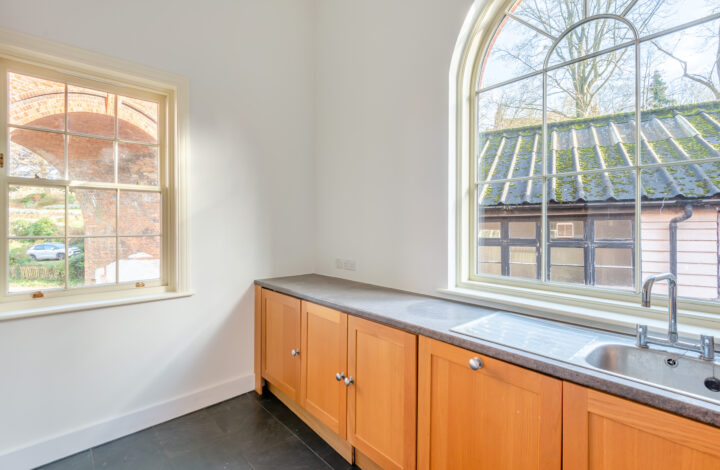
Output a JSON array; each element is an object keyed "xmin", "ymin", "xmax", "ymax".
[{"xmin": 455, "ymin": 0, "xmax": 720, "ymax": 311}]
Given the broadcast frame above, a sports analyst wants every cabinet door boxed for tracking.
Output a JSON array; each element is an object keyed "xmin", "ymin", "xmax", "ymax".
[
  {"xmin": 347, "ymin": 316, "xmax": 417, "ymax": 470},
  {"xmin": 417, "ymin": 336, "xmax": 561, "ymax": 470},
  {"xmin": 261, "ymin": 289, "xmax": 301, "ymax": 401},
  {"xmin": 300, "ymin": 301, "xmax": 348, "ymax": 438},
  {"xmin": 563, "ymin": 382, "xmax": 720, "ymax": 470}
]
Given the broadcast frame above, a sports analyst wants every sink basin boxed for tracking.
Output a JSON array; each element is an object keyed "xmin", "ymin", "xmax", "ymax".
[{"xmin": 582, "ymin": 343, "xmax": 720, "ymax": 404}]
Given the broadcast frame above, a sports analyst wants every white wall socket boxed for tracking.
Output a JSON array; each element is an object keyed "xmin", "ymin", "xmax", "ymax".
[{"xmin": 335, "ymin": 258, "xmax": 357, "ymax": 271}]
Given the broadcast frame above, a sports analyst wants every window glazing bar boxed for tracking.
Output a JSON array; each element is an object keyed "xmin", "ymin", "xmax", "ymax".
[
  {"xmin": 620, "ymin": 0, "xmax": 639, "ymax": 18},
  {"xmin": 7, "ymin": 124, "xmax": 159, "ymax": 148},
  {"xmin": 505, "ymin": 12, "xmax": 557, "ymax": 40},
  {"xmin": 5, "ymin": 176, "xmax": 161, "ymax": 192}
]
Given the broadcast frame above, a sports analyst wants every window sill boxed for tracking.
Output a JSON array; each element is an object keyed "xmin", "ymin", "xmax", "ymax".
[
  {"xmin": 0, "ymin": 290, "xmax": 194, "ymax": 322},
  {"xmin": 438, "ymin": 283, "xmax": 720, "ymax": 341}
]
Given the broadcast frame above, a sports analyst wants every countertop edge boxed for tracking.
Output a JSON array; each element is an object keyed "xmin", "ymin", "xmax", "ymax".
[{"xmin": 255, "ymin": 276, "xmax": 720, "ymax": 428}]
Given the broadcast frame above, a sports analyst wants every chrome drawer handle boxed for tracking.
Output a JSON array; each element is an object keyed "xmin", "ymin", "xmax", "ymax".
[
  {"xmin": 469, "ymin": 357, "xmax": 484, "ymax": 370},
  {"xmin": 336, "ymin": 372, "xmax": 345, "ymax": 381},
  {"xmin": 291, "ymin": 349, "xmax": 300, "ymax": 357},
  {"xmin": 344, "ymin": 376, "xmax": 354, "ymax": 387}
]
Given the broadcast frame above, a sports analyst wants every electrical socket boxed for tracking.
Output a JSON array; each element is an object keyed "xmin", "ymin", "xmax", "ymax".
[
  {"xmin": 335, "ymin": 258, "xmax": 344, "ymax": 269},
  {"xmin": 343, "ymin": 259, "xmax": 357, "ymax": 271}
]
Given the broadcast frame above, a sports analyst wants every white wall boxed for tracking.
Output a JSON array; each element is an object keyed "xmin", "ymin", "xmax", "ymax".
[
  {"xmin": 0, "ymin": 1, "xmax": 316, "ymax": 468},
  {"xmin": 0, "ymin": 0, "xmax": 478, "ymax": 466},
  {"xmin": 313, "ymin": 0, "xmax": 472, "ymax": 295}
]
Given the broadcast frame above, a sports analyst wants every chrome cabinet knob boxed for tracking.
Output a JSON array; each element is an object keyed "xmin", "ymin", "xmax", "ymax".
[
  {"xmin": 344, "ymin": 376, "xmax": 354, "ymax": 387},
  {"xmin": 468, "ymin": 357, "xmax": 483, "ymax": 370},
  {"xmin": 335, "ymin": 372, "xmax": 345, "ymax": 381},
  {"xmin": 291, "ymin": 349, "xmax": 300, "ymax": 357}
]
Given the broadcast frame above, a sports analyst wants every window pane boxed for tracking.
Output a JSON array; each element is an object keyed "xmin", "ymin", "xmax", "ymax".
[
  {"xmin": 550, "ymin": 265, "xmax": 585, "ymax": 284},
  {"xmin": 119, "ymin": 191, "xmax": 161, "ymax": 235},
  {"xmin": 509, "ymin": 221, "xmax": 535, "ymax": 239},
  {"xmin": 9, "ymin": 238, "xmax": 66, "ymax": 292},
  {"xmin": 549, "ymin": 170, "xmax": 636, "ymax": 206},
  {"xmin": 596, "ymin": 267, "xmax": 633, "ymax": 288},
  {"xmin": 550, "ymin": 220, "xmax": 583, "ymax": 239},
  {"xmin": 478, "ymin": 263, "xmax": 502, "ymax": 275},
  {"xmin": 596, "ymin": 248, "xmax": 632, "ymax": 267},
  {"xmin": 68, "ymin": 135, "xmax": 115, "ymax": 182},
  {"xmin": 548, "ymin": 18, "xmax": 634, "ymax": 66},
  {"xmin": 118, "ymin": 143, "xmax": 159, "ymax": 186},
  {"xmin": 8, "ymin": 128, "xmax": 64, "ymax": 179},
  {"xmin": 509, "ymin": 263, "xmax": 537, "ymax": 279},
  {"xmin": 595, "ymin": 219, "xmax": 632, "ymax": 239},
  {"xmin": 547, "ymin": 46, "xmax": 636, "ymax": 174},
  {"xmin": 477, "ymin": 75, "xmax": 543, "ymax": 181},
  {"xmin": 639, "ymin": 19, "xmax": 720, "ymax": 159},
  {"xmin": 548, "ymin": 170, "xmax": 636, "ymax": 288},
  {"xmin": 119, "ymin": 236, "xmax": 161, "ymax": 282},
  {"xmin": 8, "ymin": 73, "xmax": 65, "ymax": 131},
  {"xmin": 69, "ymin": 189, "xmax": 116, "ymax": 236},
  {"xmin": 118, "ymin": 96, "xmax": 158, "ymax": 144},
  {"xmin": 478, "ymin": 221, "xmax": 500, "ymax": 238},
  {"xmin": 478, "ymin": 245, "xmax": 501, "ymax": 263},
  {"xmin": 551, "ymin": 247, "xmax": 584, "ymax": 265},
  {"xmin": 627, "ymin": 0, "xmax": 718, "ymax": 37},
  {"xmin": 67, "ymin": 85, "xmax": 116, "ymax": 138},
  {"xmin": 510, "ymin": 0, "xmax": 580, "ymax": 37},
  {"xmin": 510, "ymin": 245, "xmax": 536, "ymax": 263},
  {"xmin": 509, "ymin": 246, "xmax": 538, "ymax": 280},
  {"xmin": 8, "ymin": 185, "xmax": 65, "ymax": 237},
  {"xmin": 641, "ymin": 162, "xmax": 720, "ymax": 301},
  {"xmin": 71, "ymin": 237, "xmax": 115, "ymax": 286},
  {"xmin": 479, "ymin": 17, "xmax": 552, "ymax": 88}
]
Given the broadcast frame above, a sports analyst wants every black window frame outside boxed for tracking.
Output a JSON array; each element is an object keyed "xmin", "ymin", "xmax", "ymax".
[{"xmin": 478, "ymin": 212, "xmax": 635, "ymax": 287}]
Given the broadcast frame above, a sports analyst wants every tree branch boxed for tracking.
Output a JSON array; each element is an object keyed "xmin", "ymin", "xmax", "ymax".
[{"xmin": 653, "ymin": 41, "xmax": 720, "ymax": 99}]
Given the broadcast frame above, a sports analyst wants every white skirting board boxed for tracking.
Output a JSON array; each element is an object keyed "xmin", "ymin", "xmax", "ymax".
[{"xmin": 0, "ymin": 373, "xmax": 255, "ymax": 470}]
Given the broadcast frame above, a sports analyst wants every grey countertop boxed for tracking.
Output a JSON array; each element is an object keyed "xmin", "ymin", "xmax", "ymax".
[{"xmin": 255, "ymin": 274, "xmax": 720, "ymax": 428}]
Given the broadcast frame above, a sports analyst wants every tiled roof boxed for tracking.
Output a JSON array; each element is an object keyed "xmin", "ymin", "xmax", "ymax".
[{"xmin": 478, "ymin": 101, "xmax": 720, "ymax": 206}]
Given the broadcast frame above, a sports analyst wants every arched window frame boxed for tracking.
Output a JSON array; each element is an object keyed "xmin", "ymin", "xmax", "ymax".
[{"xmin": 450, "ymin": 0, "xmax": 720, "ymax": 331}]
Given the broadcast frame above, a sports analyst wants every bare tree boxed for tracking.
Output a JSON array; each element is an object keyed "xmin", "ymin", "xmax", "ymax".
[
  {"xmin": 492, "ymin": 0, "xmax": 664, "ymax": 118},
  {"xmin": 652, "ymin": 20, "xmax": 720, "ymax": 100}
]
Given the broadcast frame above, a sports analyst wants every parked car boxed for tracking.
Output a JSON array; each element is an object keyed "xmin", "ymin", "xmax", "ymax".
[{"xmin": 26, "ymin": 243, "xmax": 81, "ymax": 261}]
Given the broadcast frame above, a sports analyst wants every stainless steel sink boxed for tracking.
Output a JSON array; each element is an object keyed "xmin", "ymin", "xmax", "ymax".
[{"xmin": 580, "ymin": 343, "xmax": 720, "ymax": 404}]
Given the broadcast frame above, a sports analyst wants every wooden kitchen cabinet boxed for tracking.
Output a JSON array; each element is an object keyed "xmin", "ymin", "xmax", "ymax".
[
  {"xmin": 300, "ymin": 301, "xmax": 348, "ymax": 438},
  {"xmin": 261, "ymin": 289, "xmax": 301, "ymax": 401},
  {"xmin": 417, "ymin": 336, "xmax": 562, "ymax": 470},
  {"xmin": 563, "ymin": 382, "xmax": 720, "ymax": 469},
  {"xmin": 347, "ymin": 316, "xmax": 417, "ymax": 470}
]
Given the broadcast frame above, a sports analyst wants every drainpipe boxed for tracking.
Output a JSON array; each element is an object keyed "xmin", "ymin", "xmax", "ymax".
[{"xmin": 669, "ymin": 204, "xmax": 693, "ymax": 277}]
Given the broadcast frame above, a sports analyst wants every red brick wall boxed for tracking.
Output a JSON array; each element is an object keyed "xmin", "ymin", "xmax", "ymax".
[{"xmin": 12, "ymin": 111, "xmax": 160, "ymax": 284}]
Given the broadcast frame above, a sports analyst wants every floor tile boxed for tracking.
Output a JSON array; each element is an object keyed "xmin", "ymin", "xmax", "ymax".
[
  {"xmin": 321, "ymin": 452, "xmax": 358, "ymax": 470},
  {"xmin": 240, "ymin": 436, "xmax": 330, "ymax": 470},
  {"xmin": 208, "ymin": 395, "xmax": 269, "ymax": 434},
  {"xmin": 35, "ymin": 450, "xmax": 94, "ymax": 470},
  {"xmin": 168, "ymin": 435, "xmax": 251, "ymax": 470},
  {"xmin": 153, "ymin": 409, "xmax": 226, "ymax": 458},
  {"xmin": 35, "ymin": 390, "xmax": 360, "ymax": 470},
  {"xmin": 92, "ymin": 428, "xmax": 170, "ymax": 470}
]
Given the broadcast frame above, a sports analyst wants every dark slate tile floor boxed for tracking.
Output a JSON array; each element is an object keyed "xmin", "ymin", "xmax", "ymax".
[{"xmin": 37, "ymin": 390, "xmax": 359, "ymax": 470}]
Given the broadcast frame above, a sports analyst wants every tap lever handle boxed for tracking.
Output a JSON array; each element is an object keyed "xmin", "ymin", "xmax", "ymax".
[
  {"xmin": 636, "ymin": 324, "xmax": 648, "ymax": 348},
  {"xmin": 700, "ymin": 335, "xmax": 715, "ymax": 361}
]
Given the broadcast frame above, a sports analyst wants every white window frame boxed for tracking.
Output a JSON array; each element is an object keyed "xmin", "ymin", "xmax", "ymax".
[
  {"xmin": 448, "ymin": 0, "xmax": 720, "ymax": 336},
  {"xmin": 0, "ymin": 28, "xmax": 191, "ymax": 320}
]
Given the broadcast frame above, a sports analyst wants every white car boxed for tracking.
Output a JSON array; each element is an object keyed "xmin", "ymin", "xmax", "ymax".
[{"xmin": 26, "ymin": 243, "xmax": 81, "ymax": 261}]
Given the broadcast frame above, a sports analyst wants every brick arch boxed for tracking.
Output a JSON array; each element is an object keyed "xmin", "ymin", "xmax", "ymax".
[{"xmin": 11, "ymin": 112, "xmax": 160, "ymax": 284}]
